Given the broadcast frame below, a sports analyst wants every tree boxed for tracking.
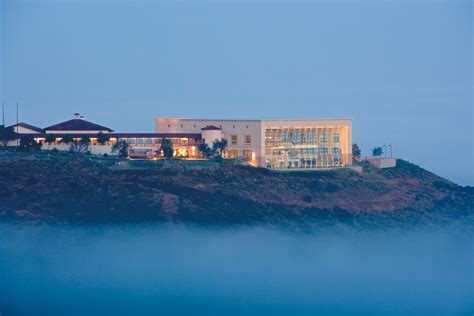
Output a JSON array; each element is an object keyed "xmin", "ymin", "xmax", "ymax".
[
  {"xmin": 198, "ymin": 143, "xmax": 212, "ymax": 159},
  {"xmin": 44, "ymin": 134, "xmax": 56, "ymax": 151},
  {"xmin": 69, "ymin": 141, "xmax": 89, "ymax": 155},
  {"xmin": 198, "ymin": 138, "xmax": 228, "ymax": 160},
  {"xmin": 45, "ymin": 134, "xmax": 56, "ymax": 144},
  {"xmin": 112, "ymin": 139, "xmax": 129, "ymax": 158},
  {"xmin": 160, "ymin": 138, "xmax": 173, "ymax": 159},
  {"xmin": 0, "ymin": 125, "xmax": 18, "ymax": 149},
  {"xmin": 352, "ymin": 143, "xmax": 361, "ymax": 160},
  {"xmin": 80, "ymin": 136, "xmax": 91, "ymax": 144},
  {"xmin": 19, "ymin": 136, "xmax": 42, "ymax": 152},
  {"xmin": 97, "ymin": 132, "xmax": 110, "ymax": 145},
  {"xmin": 372, "ymin": 146, "xmax": 383, "ymax": 157},
  {"xmin": 212, "ymin": 138, "xmax": 228, "ymax": 156},
  {"xmin": 61, "ymin": 134, "xmax": 74, "ymax": 144}
]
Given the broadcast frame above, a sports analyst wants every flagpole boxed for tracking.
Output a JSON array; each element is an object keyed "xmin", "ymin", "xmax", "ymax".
[{"xmin": 16, "ymin": 102, "xmax": 19, "ymax": 149}]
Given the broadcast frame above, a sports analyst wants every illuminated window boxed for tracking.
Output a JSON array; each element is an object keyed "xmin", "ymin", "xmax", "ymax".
[
  {"xmin": 319, "ymin": 147, "xmax": 328, "ymax": 155},
  {"xmin": 292, "ymin": 132, "xmax": 301, "ymax": 142},
  {"xmin": 333, "ymin": 133, "xmax": 340, "ymax": 143},
  {"xmin": 224, "ymin": 149, "xmax": 239, "ymax": 158},
  {"xmin": 244, "ymin": 135, "xmax": 251, "ymax": 145},
  {"xmin": 231, "ymin": 135, "xmax": 238, "ymax": 145},
  {"xmin": 265, "ymin": 126, "xmax": 348, "ymax": 170},
  {"xmin": 242, "ymin": 149, "xmax": 253, "ymax": 160},
  {"xmin": 320, "ymin": 133, "xmax": 327, "ymax": 143}
]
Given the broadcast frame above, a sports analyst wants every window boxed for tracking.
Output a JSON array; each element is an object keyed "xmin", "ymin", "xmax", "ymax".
[
  {"xmin": 168, "ymin": 124, "xmax": 170, "ymax": 128},
  {"xmin": 242, "ymin": 149, "xmax": 253, "ymax": 160},
  {"xmin": 194, "ymin": 124, "xmax": 196, "ymax": 128},
  {"xmin": 145, "ymin": 138, "xmax": 152, "ymax": 145},
  {"xmin": 320, "ymin": 133, "xmax": 327, "ymax": 143},
  {"xmin": 180, "ymin": 124, "xmax": 183, "ymax": 128},
  {"xmin": 244, "ymin": 135, "xmax": 251, "ymax": 145},
  {"xmin": 224, "ymin": 149, "xmax": 239, "ymax": 158},
  {"xmin": 333, "ymin": 133, "xmax": 340, "ymax": 143},
  {"xmin": 306, "ymin": 148, "xmax": 316, "ymax": 155},
  {"xmin": 154, "ymin": 138, "xmax": 161, "ymax": 144},
  {"xmin": 282, "ymin": 131, "xmax": 289, "ymax": 142},
  {"xmin": 127, "ymin": 138, "xmax": 135, "ymax": 145},
  {"xmin": 292, "ymin": 132, "xmax": 301, "ymax": 143},
  {"xmin": 319, "ymin": 147, "xmax": 329, "ymax": 155},
  {"xmin": 306, "ymin": 132, "xmax": 315, "ymax": 142},
  {"xmin": 332, "ymin": 147, "xmax": 341, "ymax": 154},
  {"xmin": 137, "ymin": 138, "xmax": 144, "ymax": 144},
  {"xmin": 231, "ymin": 135, "xmax": 238, "ymax": 145}
]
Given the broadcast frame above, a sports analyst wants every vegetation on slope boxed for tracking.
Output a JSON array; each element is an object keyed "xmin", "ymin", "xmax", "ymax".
[{"xmin": 0, "ymin": 154, "xmax": 472, "ymax": 227}]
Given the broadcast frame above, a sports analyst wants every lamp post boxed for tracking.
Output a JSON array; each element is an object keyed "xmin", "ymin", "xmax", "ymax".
[
  {"xmin": 389, "ymin": 144, "xmax": 392, "ymax": 158},
  {"xmin": 383, "ymin": 144, "xmax": 387, "ymax": 158}
]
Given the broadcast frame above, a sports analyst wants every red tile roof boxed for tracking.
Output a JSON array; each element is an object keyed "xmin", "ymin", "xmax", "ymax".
[
  {"xmin": 44, "ymin": 119, "xmax": 114, "ymax": 132},
  {"xmin": 201, "ymin": 125, "xmax": 221, "ymax": 131},
  {"xmin": 8, "ymin": 122, "xmax": 44, "ymax": 133}
]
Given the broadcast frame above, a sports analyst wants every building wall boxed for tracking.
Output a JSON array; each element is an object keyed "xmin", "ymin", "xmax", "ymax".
[
  {"xmin": 261, "ymin": 119, "xmax": 352, "ymax": 169},
  {"xmin": 45, "ymin": 130, "xmax": 111, "ymax": 134},
  {"xmin": 14, "ymin": 126, "xmax": 41, "ymax": 134},
  {"xmin": 155, "ymin": 118, "xmax": 352, "ymax": 168},
  {"xmin": 155, "ymin": 118, "xmax": 263, "ymax": 165}
]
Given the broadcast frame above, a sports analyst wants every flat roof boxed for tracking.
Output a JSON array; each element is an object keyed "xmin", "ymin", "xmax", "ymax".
[
  {"xmin": 156, "ymin": 117, "xmax": 352, "ymax": 122},
  {"xmin": 21, "ymin": 132, "xmax": 202, "ymax": 139}
]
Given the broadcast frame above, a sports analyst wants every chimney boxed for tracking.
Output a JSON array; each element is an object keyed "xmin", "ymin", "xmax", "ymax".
[{"xmin": 74, "ymin": 113, "xmax": 81, "ymax": 119}]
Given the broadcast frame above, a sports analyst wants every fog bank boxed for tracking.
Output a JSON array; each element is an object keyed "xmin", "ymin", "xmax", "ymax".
[{"xmin": 0, "ymin": 223, "xmax": 472, "ymax": 315}]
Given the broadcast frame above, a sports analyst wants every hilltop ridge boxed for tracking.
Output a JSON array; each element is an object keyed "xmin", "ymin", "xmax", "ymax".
[{"xmin": 0, "ymin": 153, "xmax": 472, "ymax": 228}]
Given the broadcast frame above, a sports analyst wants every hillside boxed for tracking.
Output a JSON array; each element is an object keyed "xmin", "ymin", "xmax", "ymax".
[{"xmin": 0, "ymin": 154, "xmax": 472, "ymax": 228}]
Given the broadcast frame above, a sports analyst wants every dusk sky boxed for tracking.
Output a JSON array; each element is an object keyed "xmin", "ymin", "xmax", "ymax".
[{"xmin": 1, "ymin": 0, "xmax": 472, "ymax": 185}]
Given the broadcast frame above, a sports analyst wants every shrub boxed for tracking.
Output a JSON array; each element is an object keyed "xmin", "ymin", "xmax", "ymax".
[
  {"xmin": 112, "ymin": 140, "xmax": 129, "ymax": 158},
  {"xmin": 97, "ymin": 132, "xmax": 110, "ymax": 145},
  {"xmin": 0, "ymin": 125, "xmax": 17, "ymax": 148},
  {"xmin": 161, "ymin": 138, "xmax": 173, "ymax": 159},
  {"xmin": 19, "ymin": 136, "xmax": 42, "ymax": 152},
  {"xmin": 61, "ymin": 134, "xmax": 74, "ymax": 144}
]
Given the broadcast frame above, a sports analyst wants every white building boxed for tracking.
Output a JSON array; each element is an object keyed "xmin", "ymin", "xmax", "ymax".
[{"xmin": 156, "ymin": 118, "xmax": 352, "ymax": 169}]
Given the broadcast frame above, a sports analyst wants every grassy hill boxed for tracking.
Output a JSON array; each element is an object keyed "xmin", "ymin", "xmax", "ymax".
[{"xmin": 0, "ymin": 153, "xmax": 472, "ymax": 228}]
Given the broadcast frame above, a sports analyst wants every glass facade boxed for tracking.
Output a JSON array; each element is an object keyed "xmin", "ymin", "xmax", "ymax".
[{"xmin": 264, "ymin": 126, "xmax": 349, "ymax": 169}]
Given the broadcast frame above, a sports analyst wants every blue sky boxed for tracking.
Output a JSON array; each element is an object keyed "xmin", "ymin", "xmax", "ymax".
[{"xmin": 0, "ymin": 0, "xmax": 472, "ymax": 185}]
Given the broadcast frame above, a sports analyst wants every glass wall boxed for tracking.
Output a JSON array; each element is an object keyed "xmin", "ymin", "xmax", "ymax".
[{"xmin": 264, "ymin": 126, "xmax": 349, "ymax": 169}]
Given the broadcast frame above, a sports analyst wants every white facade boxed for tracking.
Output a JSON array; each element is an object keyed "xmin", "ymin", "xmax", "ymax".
[{"xmin": 156, "ymin": 118, "xmax": 352, "ymax": 169}]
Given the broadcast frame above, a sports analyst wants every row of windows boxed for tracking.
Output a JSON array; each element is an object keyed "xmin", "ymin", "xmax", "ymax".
[
  {"xmin": 126, "ymin": 138, "xmax": 197, "ymax": 146},
  {"xmin": 223, "ymin": 149, "xmax": 254, "ymax": 159},
  {"xmin": 230, "ymin": 135, "xmax": 251, "ymax": 145},
  {"xmin": 166, "ymin": 124, "xmax": 251, "ymax": 129},
  {"xmin": 279, "ymin": 132, "xmax": 340, "ymax": 143},
  {"xmin": 269, "ymin": 147, "xmax": 341, "ymax": 156}
]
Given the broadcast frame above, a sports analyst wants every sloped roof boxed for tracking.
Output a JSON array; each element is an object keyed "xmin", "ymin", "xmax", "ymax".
[
  {"xmin": 44, "ymin": 119, "xmax": 114, "ymax": 132},
  {"xmin": 8, "ymin": 122, "xmax": 44, "ymax": 133},
  {"xmin": 200, "ymin": 125, "xmax": 221, "ymax": 131}
]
